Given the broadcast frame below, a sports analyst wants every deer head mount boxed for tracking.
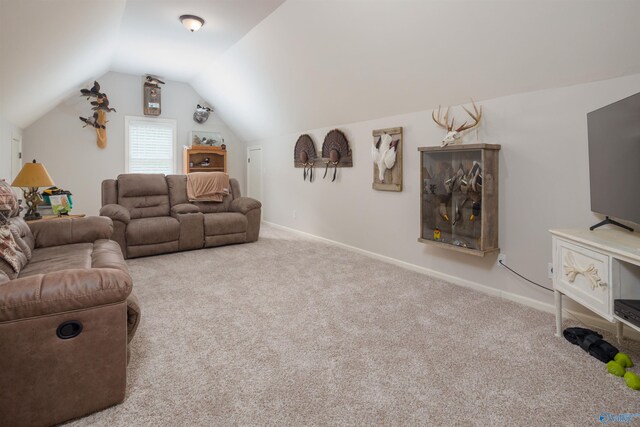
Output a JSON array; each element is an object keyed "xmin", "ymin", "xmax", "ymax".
[{"xmin": 432, "ymin": 100, "xmax": 482, "ymax": 147}]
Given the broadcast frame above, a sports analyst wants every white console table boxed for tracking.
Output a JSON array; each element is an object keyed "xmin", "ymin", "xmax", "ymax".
[{"xmin": 551, "ymin": 228, "xmax": 640, "ymax": 340}]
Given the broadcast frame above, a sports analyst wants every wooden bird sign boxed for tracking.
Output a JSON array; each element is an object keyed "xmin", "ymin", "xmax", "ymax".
[{"xmin": 79, "ymin": 81, "xmax": 115, "ymax": 149}]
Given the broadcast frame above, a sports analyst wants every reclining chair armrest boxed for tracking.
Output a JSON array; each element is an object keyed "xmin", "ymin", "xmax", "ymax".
[
  {"xmin": 100, "ymin": 204, "xmax": 131, "ymax": 224},
  {"xmin": 230, "ymin": 197, "xmax": 262, "ymax": 214},
  {"xmin": 29, "ymin": 216, "xmax": 114, "ymax": 248},
  {"xmin": 126, "ymin": 292, "xmax": 141, "ymax": 343},
  {"xmin": 171, "ymin": 203, "xmax": 200, "ymax": 216},
  {"xmin": 0, "ymin": 268, "xmax": 132, "ymax": 322}
]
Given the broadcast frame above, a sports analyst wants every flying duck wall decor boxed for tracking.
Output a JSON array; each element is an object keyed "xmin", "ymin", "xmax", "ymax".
[{"xmin": 78, "ymin": 81, "xmax": 115, "ymax": 149}]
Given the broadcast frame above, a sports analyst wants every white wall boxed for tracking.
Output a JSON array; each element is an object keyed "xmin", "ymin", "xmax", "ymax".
[
  {"xmin": 0, "ymin": 0, "xmax": 126, "ymax": 129},
  {"xmin": 23, "ymin": 71, "xmax": 246, "ymax": 215},
  {"xmin": 192, "ymin": 0, "xmax": 640, "ymax": 142},
  {"xmin": 0, "ymin": 115, "xmax": 22, "ymax": 181},
  {"xmin": 255, "ymin": 74, "xmax": 640, "ymax": 309}
]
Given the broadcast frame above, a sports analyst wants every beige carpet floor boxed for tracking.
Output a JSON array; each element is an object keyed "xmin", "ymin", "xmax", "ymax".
[{"xmin": 70, "ymin": 224, "xmax": 640, "ymax": 426}]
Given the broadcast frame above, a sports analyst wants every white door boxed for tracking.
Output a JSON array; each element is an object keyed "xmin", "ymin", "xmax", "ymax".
[
  {"xmin": 10, "ymin": 134, "xmax": 22, "ymax": 181},
  {"xmin": 247, "ymin": 146, "xmax": 263, "ymax": 202}
]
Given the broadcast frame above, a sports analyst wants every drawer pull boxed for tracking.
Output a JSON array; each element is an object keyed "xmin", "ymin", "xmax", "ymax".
[{"xmin": 563, "ymin": 252, "xmax": 607, "ymax": 290}]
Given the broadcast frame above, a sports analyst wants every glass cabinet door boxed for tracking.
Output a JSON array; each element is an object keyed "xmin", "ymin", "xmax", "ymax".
[{"xmin": 419, "ymin": 143, "xmax": 499, "ymax": 256}]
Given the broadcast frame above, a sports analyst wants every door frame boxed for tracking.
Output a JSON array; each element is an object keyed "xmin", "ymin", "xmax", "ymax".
[
  {"xmin": 10, "ymin": 133, "xmax": 22, "ymax": 181},
  {"xmin": 246, "ymin": 145, "xmax": 263, "ymax": 201}
]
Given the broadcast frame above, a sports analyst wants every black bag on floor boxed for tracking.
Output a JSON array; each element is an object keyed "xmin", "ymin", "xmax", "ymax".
[{"xmin": 563, "ymin": 327, "xmax": 618, "ymax": 363}]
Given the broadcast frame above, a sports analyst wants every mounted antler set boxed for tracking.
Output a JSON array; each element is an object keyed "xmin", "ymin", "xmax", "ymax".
[{"xmin": 432, "ymin": 100, "xmax": 482, "ymax": 147}]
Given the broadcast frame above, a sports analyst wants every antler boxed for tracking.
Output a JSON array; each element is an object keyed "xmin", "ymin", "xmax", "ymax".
[
  {"xmin": 432, "ymin": 106, "xmax": 453, "ymax": 131},
  {"xmin": 455, "ymin": 100, "xmax": 482, "ymax": 132}
]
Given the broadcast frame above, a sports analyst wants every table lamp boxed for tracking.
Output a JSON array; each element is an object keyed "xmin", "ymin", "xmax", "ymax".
[{"xmin": 11, "ymin": 159, "xmax": 55, "ymax": 221}]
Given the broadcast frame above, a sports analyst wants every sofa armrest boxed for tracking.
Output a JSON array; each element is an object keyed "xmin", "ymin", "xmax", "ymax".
[
  {"xmin": 29, "ymin": 216, "xmax": 114, "ymax": 248},
  {"xmin": 230, "ymin": 197, "xmax": 262, "ymax": 214},
  {"xmin": 126, "ymin": 292, "xmax": 141, "ymax": 343},
  {"xmin": 0, "ymin": 268, "xmax": 132, "ymax": 322},
  {"xmin": 100, "ymin": 204, "xmax": 130, "ymax": 224},
  {"xmin": 171, "ymin": 203, "xmax": 200, "ymax": 215}
]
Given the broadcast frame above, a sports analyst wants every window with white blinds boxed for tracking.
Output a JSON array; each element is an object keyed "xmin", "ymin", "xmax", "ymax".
[{"xmin": 125, "ymin": 117, "xmax": 177, "ymax": 174}]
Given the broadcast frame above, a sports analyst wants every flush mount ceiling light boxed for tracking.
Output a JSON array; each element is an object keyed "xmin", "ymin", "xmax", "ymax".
[{"xmin": 180, "ymin": 15, "xmax": 205, "ymax": 32}]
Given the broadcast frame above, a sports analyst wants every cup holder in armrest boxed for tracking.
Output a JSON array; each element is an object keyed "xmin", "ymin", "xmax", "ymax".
[{"xmin": 56, "ymin": 320, "xmax": 83, "ymax": 339}]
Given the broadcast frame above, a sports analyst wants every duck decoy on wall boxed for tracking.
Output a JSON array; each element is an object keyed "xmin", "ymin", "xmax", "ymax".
[
  {"xmin": 143, "ymin": 75, "xmax": 164, "ymax": 116},
  {"xmin": 79, "ymin": 112, "xmax": 105, "ymax": 129},
  {"xmin": 79, "ymin": 81, "xmax": 115, "ymax": 149},
  {"xmin": 294, "ymin": 134, "xmax": 318, "ymax": 182},
  {"xmin": 145, "ymin": 75, "xmax": 165, "ymax": 87},
  {"xmin": 321, "ymin": 129, "xmax": 352, "ymax": 182},
  {"xmin": 193, "ymin": 104, "xmax": 213, "ymax": 124}
]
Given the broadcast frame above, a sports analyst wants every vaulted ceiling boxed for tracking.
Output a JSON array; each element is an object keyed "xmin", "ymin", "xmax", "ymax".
[
  {"xmin": 2, "ymin": 0, "xmax": 640, "ymax": 141},
  {"xmin": 0, "ymin": 0, "xmax": 285, "ymax": 129}
]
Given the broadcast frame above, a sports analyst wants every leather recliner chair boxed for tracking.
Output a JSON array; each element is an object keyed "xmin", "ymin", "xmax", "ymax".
[{"xmin": 0, "ymin": 213, "xmax": 140, "ymax": 426}]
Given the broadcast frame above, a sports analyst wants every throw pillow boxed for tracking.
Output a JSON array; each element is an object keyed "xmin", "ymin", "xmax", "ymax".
[
  {"xmin": 10, "ymin": 226, "xmax": 32, "ymax": 260},
  {"xmin": 0, "ymin": 180, "xmax": 18, "ymax": 223},
  {"xmin": 0, "ymin": 224, "xmax": 25, "ymax": 278},
  {"xmin": 9, "ymin": 218, "xmax": 34, "ymax": 261}
]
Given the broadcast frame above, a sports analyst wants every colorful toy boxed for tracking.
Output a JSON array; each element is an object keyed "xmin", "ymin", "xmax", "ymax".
[
  {"xmin": 624, "ymin": 372, "xmax": 640, "ymax": 390},
  {"xmin": 615, "ymin": 353, "xmax": 634, "ymax": 369},
  {"xmin": 607, "ymin": 361, "xmax": 625, "ymax": 377}
]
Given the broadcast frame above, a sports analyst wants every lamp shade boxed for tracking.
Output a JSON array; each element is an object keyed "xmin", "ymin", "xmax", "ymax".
[{"xmin": 11, "ymin": 160, "xmax": 55, "ymax": 188}]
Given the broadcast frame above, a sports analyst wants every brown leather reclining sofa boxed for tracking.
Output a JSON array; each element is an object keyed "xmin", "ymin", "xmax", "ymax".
[
  {"xmin": 100, "ymin": 174, "xmax": 261, "ymax": 258},
  {"xmin": 0, "ymin": 214, "xmax": 140, "ymax": 426}
]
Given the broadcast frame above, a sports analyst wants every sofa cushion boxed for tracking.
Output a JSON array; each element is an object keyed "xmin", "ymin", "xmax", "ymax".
[
  {"xmin": 126, "ymin": 216, "xmax": 180, "ymax": 246},
  {"xmin": 204, "ymin": 212, "xmax": 247, "ymax": 236},
  {"xmin": 117, "ymin": 174, "xmax": 170, "ymax": 219},
  {"xmin": 102, "ymin": 178, "xmax": 118, "ymax": 205},
  {"xmin": 18, "ymin": 243, "xmax": 93, "ymax": 278},
  {"xmin": 118, "ymin": 173, "xmax": 167, "ymax": 198},
  {"xmin": 92, "ymin": 239, "xmax": 130, "ymax": 274},
  {"xmin": 166, "ymin": 174, "xmax": 190, "ymax": 206}
]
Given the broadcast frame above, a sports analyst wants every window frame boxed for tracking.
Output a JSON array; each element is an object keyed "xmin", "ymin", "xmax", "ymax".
[{"xmin": 124, "ymin": 116, "xmax": 178, "ymax": 175}]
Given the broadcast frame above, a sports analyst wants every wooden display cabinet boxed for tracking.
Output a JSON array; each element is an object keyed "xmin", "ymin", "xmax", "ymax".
[
  {"xmin": 418, "ymin": 143, "xmax": 500, "ymax": 256},
  {"xmin": 184, "ymin": 146, "xmax": 227, "ymax": 174}
]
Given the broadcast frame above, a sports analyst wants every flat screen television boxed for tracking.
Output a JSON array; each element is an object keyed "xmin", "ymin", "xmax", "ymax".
[{"xmin": 587, "ymin": 91, "xmax": 640, "ymax": 231}]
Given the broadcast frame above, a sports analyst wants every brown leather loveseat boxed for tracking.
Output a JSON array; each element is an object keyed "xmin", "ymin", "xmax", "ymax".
[
  {"xmin": 100, "ymin": 174, "xmax": 261, "ymax": 258},
  {"xmin": 0, "ymin": 214, "xmax": 140, "ymax": 426}
]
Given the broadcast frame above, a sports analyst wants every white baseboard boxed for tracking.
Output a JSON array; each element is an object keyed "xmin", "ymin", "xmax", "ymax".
[{"xmin": 263, "ymin": 221, "xmax": 640, "ymax": 341}]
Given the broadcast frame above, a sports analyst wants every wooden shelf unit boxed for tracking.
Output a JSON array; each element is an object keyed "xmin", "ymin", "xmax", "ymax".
[{"xmin": 184, "ymin": 146, "xmax": 227, "ymax": 174}]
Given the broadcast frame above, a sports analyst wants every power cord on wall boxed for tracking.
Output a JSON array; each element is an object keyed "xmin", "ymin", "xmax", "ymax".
[
  {"xmin": 498, "ymin": 259, "xmax": 553, "ymax": 292},
  {"xmin": 498, "ymin": 259, "xmax": 585, "ymax": 325}
]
